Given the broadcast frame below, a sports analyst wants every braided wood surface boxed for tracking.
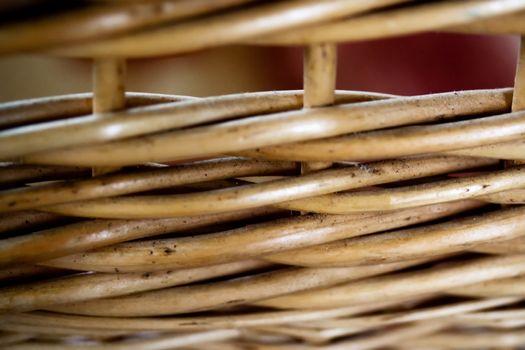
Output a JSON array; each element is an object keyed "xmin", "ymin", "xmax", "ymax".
[{"xmin": 1, "ymin": 0, "xmax": 525, "ymax": 349}]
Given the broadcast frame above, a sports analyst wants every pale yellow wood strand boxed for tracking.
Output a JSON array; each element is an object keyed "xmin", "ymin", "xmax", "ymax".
[
  {"xmin": 0, "ymin": 92, "xmax": 191, "ymax": 130},
  {"xmin": 0, "ymin": 299, "xmax": 411, "ymax": 331},
  {"xmin": 44, "ymin": 260, "xmax": 424, "ymax": 317},
  {"xmin": 0, "ymin": 0, "xmax": 254, "ymax": 54},
  {"xmin": 300, "ymin": 298, "xmax": 518, "ymax": 330},
  {"xmin": 253, "ymin": 0, "xmax": 525, "ymax": 46},
  {"xmin": 0, "ymin": 207, "xmax": 277, "ymax": 266},
  {"xmin": 400, "ymin": 330, "xmax": 525, "ymax": 349},
  {"xmin": 38, "ymin": 156, "xmax": 495, "ymax": 219},
  {"xmin": 278, "ymin": 166, "xmax": 525, "ymax": 213},
  {"xmin": 448, "ymin": 275, "xmax": 525, "ymax": 298},
  {"xmin": 1, "ymin": 330, "xmax": 240, "ymax": 350},
  {"xmin": 0, "ymin": 91, "xmax": 306, "ymax": 160},
  {"xmin": 255, "ymin": 255, "xmax": 525, "ymax": 309},
  {"xmin": 0, "ymin": 260, "xmax": 268, "ymax": 313},
  {"xmin": 265, "ymin": 206, "xmax": 525, "ymax": 267},
  {"xmin": 18, "ymin": 90, "xmax": 510, "ymax": 167},
  {"xmin": 0, "ymin": 158, "xmax": 294, "ymax": 212},
  {"xmin": 41, "ymin": 200, "xmax": 480, "ymax": 272},
  {"xmin": 51, "ymin": 0, "xmax": 412, "ymax": 58}
]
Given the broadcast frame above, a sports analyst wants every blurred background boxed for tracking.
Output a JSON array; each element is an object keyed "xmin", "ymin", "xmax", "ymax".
[{"xmin": 0, "ymin": 32, "xmax": 520, "ymax": 102}]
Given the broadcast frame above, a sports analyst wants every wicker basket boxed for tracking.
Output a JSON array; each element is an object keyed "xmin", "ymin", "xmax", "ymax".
[{"xmin": 1, "ymin": 0, "xmax": 525, "ymax": 349}]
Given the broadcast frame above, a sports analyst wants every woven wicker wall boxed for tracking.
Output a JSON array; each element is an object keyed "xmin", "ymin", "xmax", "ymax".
[{"xmin": 1, "ymin": 1, "xmax": 525, "ymax": 349}]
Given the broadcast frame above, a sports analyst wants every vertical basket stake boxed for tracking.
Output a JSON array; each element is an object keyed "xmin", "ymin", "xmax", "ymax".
[
  {"xmin": 512, "ymin": 36, "xmax": 525, "ymax": 112},
  {"xmin": 506, "ymin": 36, "xmax": 525, "ymax": 168},
  {"xmin": 91, "ymin": 58, "xmax": 126, "ymax": 176},
  {"xmin": 302, "ymin": 43, "xmax": 337, "ymax": 173}
]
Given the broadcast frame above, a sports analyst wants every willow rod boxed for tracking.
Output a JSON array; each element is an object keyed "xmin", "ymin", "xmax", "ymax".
[
  {"xmin": 0, "ymin": 299, "xmax": 414, "ymax": 332},
  {"xmin": 477, "ymin": 187, "xmax": 525, "ymax": 204},
  {"xmin": 400, "ymin": 330, "xmax": 525, "ymax": 349},
  {"xmin": 278, "ymin": 166, "xmax": 525, "ymax": 213},
  {"xmin": 0, "ymin": 260, "xmax": 268, "ymax": 313},
  {"xmin": 41, "ymin": 200, "xmax": 481, "ymax": 273},
  {"xmin": 1, "ymin": 330, "xmax": 241, "ymax": 350},
  {"xmin": 0, "ymin": 91, "xmax": 304, "ymax": 160},
  {"xmin": 0, "ymin": 0, "xmax": 254, "ymax": 54},
  {"xmin": 265, "ymin": 206, "xmax": 525, "ymax": 267},
  {"xmin": 0, "ymin": 333, "xmax": 34, "ymax": 347},
  {"xmin": 446, "ymin": 140, "xmax": 525, "ymax": 160},
  {"xmin": 91, "ymin": 57, "xmax": 127, "ymax": 176},
  {"xmin": 0, "ymin": 163, "xmax": 89, "ymax": 188},
  {"xmin": 0, "ymin": 158, "xmax": 295, "ymax": 212},
  {"xmin": 454, "ymin": 309, "xmax": 525, "ymax": 322},
  {"xmin": 0, "ymin": 92, "xmax": 190, "ymax": 130},
  {"xmin": 0, "ymin": 323, "xmax": 132, "ymax": 338},
  {"xmin": 244, "ymin": 106, "xmax": 525, "ymax": 162},
  {"xmin": 472, "ymin": 235, "xmax": 525, "ymax": 254},
  {"xmin": 0, "ymin": 265, "xmax": 68, "ymax": 283},
  {"xmin": 230, "ymin": 321, "xmax": 447, "ymax": 350},
  {"xmin": 255, "ymin": 255, "xmax": 525, "ymax": 310},
  {"xmin": 19, "ymin": 90, "xmax": 509, "ymax": 166},
  {"xmin": 2, "ymin": 90, "xmax": 389, "ymax": 162},
  {"xmin": 253, "ymin": 0, "xmax": 525, "ymax": 46},
  {"xmin": 449, "ymin": 10, "xmax": 525, "ymax": 35},
  {"xmin": 39, "ymin": 156, "xmax": 496, "ymax": 219},
  {"xmin": 0, "ymin": 207, "xmax": 278, "ymax": 266},
  {"xmin": 0, "ymin": 211, "xmax": 62, "ymax": 234},
  {"xmin": 299, "ymin": 297, "xmax": 519, "ymax": 330},
  {"xmin": 52, "ymin": 0, "xmax": 412, "ymax": 58},
  {"xmin": 44, "ymin": 260, "xmax": 424, "ymax": 317},
  {"xmin": 448, "ymin": 275, "xmax": 525, "ymax": 298}
]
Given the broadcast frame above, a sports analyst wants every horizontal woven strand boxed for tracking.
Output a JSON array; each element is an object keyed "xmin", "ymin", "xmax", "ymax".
[
  {"xmin": 299, "ymin": 298, "xmax": 518, "ymax": 330},
  {"xmin": 243, "ymin": 109, "xmax": 525, "ymax": 164},
  {"xmin": 450, "ymin": 9, "xmax": 525, "ymax": 35},
  {"xmin": 236, "ymin": 321, "xmax": 447, "ymax": 350},
  {"xmin": 0, "ymin": 259, "xmax": 268, "ymax": 313},
  {"xmin": 255, "ymin": 255, "xmax": 525, "ymax": 309},
  {"xmin": 0, "ymin": 330, "xmax": 240, "ymax": 350},
  {"xmin": 0, "ymin": 158, "xmax": 295, "ymax": 212},
  {"xmin": 449, "ymin": 275, "xmax": 525, "ymax": 298},
  {"xmin": 43, "ymin": 260, "xmax": 425, "ymax": 317},
  {"xmin": 447, "ymin": 140, "xmax": 525, "ymax": 160},
  {"xmin": 0, "ymin": 207, "xmax": 278, "ymax": 266},
  {"xmin": 0, "ymin": 265, "xmax": 67, "ymax": 283},
  {"xmin": 0, "ymin": 91, "xmax": 305, "ymax": 160},
  {"xmin": 51, "ymin": 0, "xmax": 411, "ymax": 58},
  {"xmin": 0, "ymin": 0, "xmax": 254, "ymax": 54},
  {"xmin": 0, "ymin": 323, "xmax": 133, "ymax": 338},
  {"xmin": 41, "ymin": 200, "xmax": 477, "ymax": 272},
  {"xmin": 36, "ymin": 156, "xmax": 495, "ymax": 219},
  {"xmin": 0, "ymin": 163, "xmax": 89, "ymax": 188},
  {"xmin": 400, "ymin": 329, "xmax": 525, "ymax": 349},
  {"xmin": 51, "ymin": 0, "xmax": 525, "ymax": 58},
  {"xmin": 253, "ymin": 0, "xmax": 525, "ymax": 45},
  {"xmin": 265, "ymin": 206, "xmax": 525, "ymax": 267},
  {"xmin": 278, "ymin": 166, "xmax": 525, "ymax": 213},
  {"xmin": 0, "ymin": 211, "xmax": 62, "ymax": 234},
  {"xmin": 18, "ymin": 89, "xmax": 509, "ymax": 167},
  {"xmin": 0, "ymin": 92, "xmax": 191, "ymax": 130},
  {"xmin": 0, "ymin": 300, "xmax": 408, "ymax": 331},
  {"xmin": 472, "ymin": 235, "xmax": 525, "ymax": 254}
]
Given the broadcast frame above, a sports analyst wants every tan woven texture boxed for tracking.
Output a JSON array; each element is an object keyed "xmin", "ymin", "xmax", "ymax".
[{"xmin": 1, "ymin": 0, "xmax": 525, "ymax": 349}]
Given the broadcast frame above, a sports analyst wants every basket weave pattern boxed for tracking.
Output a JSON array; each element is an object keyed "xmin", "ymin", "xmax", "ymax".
[{"xmin": 1, "ymin": 1, "xmax": 525, "ymax": 349}]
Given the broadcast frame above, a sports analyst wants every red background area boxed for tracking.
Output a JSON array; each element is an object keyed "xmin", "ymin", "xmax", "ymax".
[{"xmin": 273, "ymin": 33, "xmax": 520, "ymax": 95}]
